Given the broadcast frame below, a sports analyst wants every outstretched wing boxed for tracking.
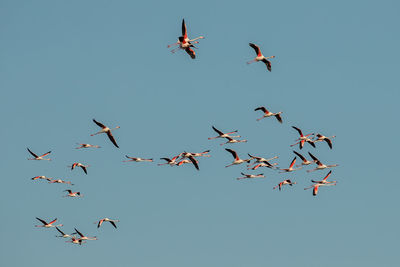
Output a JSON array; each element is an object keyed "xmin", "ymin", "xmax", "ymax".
[
  {"xmin": 36, "ymin": 217, "xmax": 48, "ymax": 225},
  {"xmin": 107, "ymin": 132, "xmax": 119, "ymax": 148},
  {"xmin": 212, "ymin": 126, "xmax": 224, "ymax": 135},
  {"xmin": 109, "ymin": 221, "xmax": 117, "ymax": 229},
  {"xmin": 181, "ymin": 19, "xmax": 187, "ymax": 38},
  {"xmin": 185, "ymin": 47, "xmax": 196, "ymax": 59},
  {"xmin": 225, "ymin": 148, "xmax": 238, "ymax": 160},
  {"xmin": 292, "ymin": 126, "xmax": 303, "ymax": 137},
  {"xmin": 323, "ymin": 170, "xmax": 332, "ymax": 181},
  {"xmin": 27, "ymin": 148, "xmax": 38, "ymax": 158},
  {"xmin": 254, "ymin": 106, "xmax": 267, "ymax": 113},
  {"xmin": 261, "ymin": 58, "xmax": 272, "ymax": 71},
  {"xmin": 308, "ymin": 152, "xmax": 322, "ymax": 165},
  {"xmin": 80, "ymin": 165, "xmax": 88, "ymax": 174},
  {"xmin": 56, "ymin": 227, "xmax": 65, "ymax": 235},
  {"xmin": 74, "ymin": 228, "xmax": 84, "ymax": 237},
  {"xmin": 275, "ymin": 114, "xmax": 283, "ymax": 123},
  {"xmin": 188, "ymin": 155, "xmax": 199, "ymax": 170},
  {"xmin": 293, "ymin": 151, "xmax": 306, "ymax": 162},
  {"xmin": 249, "ymin": 43, "xmax": 261, "ymax": 56},
  {"xmin": 93, "ymin": 119, "xmax": 106, "ymax": 129},
  {"xmin": 325, "ymin": 138, "xmax": 333, "ymax": 149}
]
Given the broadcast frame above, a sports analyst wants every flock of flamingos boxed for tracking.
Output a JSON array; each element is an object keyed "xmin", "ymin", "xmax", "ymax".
[{"xmin": 30, "ymin": 19, "xmax": 339, "ymax": 246}]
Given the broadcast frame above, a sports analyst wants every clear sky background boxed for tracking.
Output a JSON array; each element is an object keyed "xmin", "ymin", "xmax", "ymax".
[{"xmin": 1, "ymin": 0, "xmax": 399, "ymax": 266}]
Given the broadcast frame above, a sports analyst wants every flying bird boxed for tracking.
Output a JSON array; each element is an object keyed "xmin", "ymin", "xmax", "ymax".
[
  {"xmin": 27, "ymin": 148, "xmax": 51, "ymax": 161},
  {"xmin": 75, "ymin": 143, "xmax": 101, "ymax": 149},
  {"xmin": 279, "ymin": 157, "xmax": 302, "ymax": 173},
  {"xmin": 70, "ymin": 162, "xmax": 89, "ymax": 174},
  {"xmin": 236, "ymin": 173, "xmax": 265, "ymax": 180},
  {"xmin": 97, "ymin": 218, "xmax": 120, "ymax": 229},
  {"xmin": 225, "ymin": 148, "xmax": 251, "ymax": 168},
  {"xmin": 63, "ymin": 190, "xmax": 82, "ymax": 198},
  {"xmin": 123, "ymin": 156, "xmax": 153, "ymax": 162},
  {"xmin": 292, "ymin": 151, "xmax": 314, "ymax": 166},
  {"xmin": 73, "ymin": 228, "xmax": 97, "ymax": 241},
  {"xmin": 273, "ymin": 179, "xmax": 296, "ymax": 191},
  {"xmin": 247, "ymin": 43, "xmax": 275, "ymax": 71},
  {"xmin": 254, "ymin": 107, "xmax": 282, "ymax": 123},
  {"xmin": 313, "ymin": 134, "xmax": 336, "ymax": 149},
  {"xmin": 304, "ymin": 172, "xmax": 337, "ymax": 196},
  {"xmin": 307, "ymin": 153, "xmax": 339, "ymax": 173},
  {"xmin": 208, "ymin": 126, "xmax": 240, "ymax": 140},
  {"xmin": 35, "ymin": 217, "xmax": 63, "ymax": 228},
  {"xmin": 168, "ymin": 19, "xmax": 204, "ymax": 59},
  {"xmin": 55, "ymin": 227, "xmax": 73, "ymax": 238},
  {"xmin": 91, "ymin": 119, "xmax": 120, "ymax": 148},
  {"xmin": 220, "ymin": 136, "xmax": 247, "ymax": 146},
  {"xmin": 291, "ymin": 126, "xmax": 315, "ymax": 149}
]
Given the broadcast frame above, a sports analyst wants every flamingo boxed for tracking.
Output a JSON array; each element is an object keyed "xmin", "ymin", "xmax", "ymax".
[
  {"xmin": 73, "ymin": 228, "xmax": 97, "ymax": 241},
  {"xmin": 35, "ymin": 217, "xmax": 63, "ymax": 228},
  {"xmin": 91, "ymin": 119, "xmax": 120, "ymax": 148},
  {"xmin": 279, "ymin": 157, "xmax": 302, "ymax": 173},
  {"xmin": 293, "ymin": 151, "xmax": 314, "ymax": 166},
  {"xmin": 247, "ymin": 154, "xmax": 278, "ymax": 167},
  {"xmin": 248, "ymin": 162, "xmax": 277, "ymax": 170},
  {"xmin": 27, "ymin": 148, "xmax": 51, "ymax": 161},
  {"xmin": 123, "ymin": 156, "xmax": 153, "ymax": 162},
  {"xmin": 225, "ymin": 148, "xmax": 251, "ymax": 168},
  {"xmin": 290, "ymin": 126, "xmax": 316, "ymax": 149},
  {"xmin": 75, "ymin": 143, "xmax": 101, "ymax": 149},
  {"xmin": 179, "ymin": 150, "xmax": 211, "ymax": 158},
  {"xmin": 70, "ymin": 162, "xmax": 89, "ymax": 174},
  {"xmin": 208, "ymin": 126, "xmax": 240, "ymax": 140},
  {"xmin": 220, "ymin": 136, "xmax": 247, "ymax": 146},
  {"xmin": 312, "ymin": 134, "xmax": 336, "ymax": 149},
  {"xmin": 158, "ymin": 155, "xmax": 180, "ymax": 166},
  {"xmin": 236, "ymin": 173, "xmax": 265, "ymax": 180},
  {"xmin": 273, "ymin": 179, "xmax": 296, "ymax": 191},
  {"xmin": 247, "ymin": 43, "xmax": 275, "ymax": 71},
  {"xmin": 177, "ymin": 155, "xmax": 199, "ymax": 170},
  {"xmin": 304, "ymin": 183, "xmax": 336, "ymax": 196},
  {"xmin": 48, "ymin": 179, "xmax": 74, "ymax": 185},
  {"xmin": 254, "ymin": 107, "xmax": 283, "ymax": 123},
  {"xmin": 31, "ymin": 175, "xmax": 52, "ymax": 181},
  {"xmin": 55, "ymin": 227, "xmax": 73, "ymax": 238},
  {"xmin": 63, "ymin": 190, "xmax": 82, "ymax": 198},
  {"xmin": 66, "ymin": 236, "xmax": 85, "ymax": 245},
  {"xmin": 168, "ymin": 19, "xmax": 204, "ymax": 58},
  {"xmin": 96, "ymin": 218, "xmax": 120, "ymax": 229},
  {"xmin": 307, "ymin": 153, "xmax": 339, "ymax": 173},
  {"xmin": 304, "ymin": 172, "xmax": 337, "ymax": 196}
]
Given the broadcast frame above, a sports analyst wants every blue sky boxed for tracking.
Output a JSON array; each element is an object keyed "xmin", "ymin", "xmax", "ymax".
[{"xmin": 1, "ymin": 1, "xmax": 399, "ymax": 266}]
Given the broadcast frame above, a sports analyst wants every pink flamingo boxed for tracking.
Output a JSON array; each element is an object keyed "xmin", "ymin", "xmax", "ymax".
[
  {"xmin": 247, "ymin": 153, "xmax": 278, "ymax": 167},
  {"xmin": 273, "ymin": 179, "xmax": 296, "ymax": 191},
  {"xmin": 304, "ymin": 172, "xmax": 337, "ymax": 196},
  {"xmin": 91, "ymin": 119, "xmax": 120, "ymax": 148},
  {"xmin": 225, "ymin": 148, "xmax": 251, "ymax": 168},
  {"xmin": 313, "ymin": 134, "xmax": 336, "ymax": 149},
  {"xmin": 63, "ymin": 190, "xmax": 82, "ymax": 198},
  {"xmin": 279, "ymin": 157, "xmax": 302, "ymax": 173},
  {"xmin": 35, "ymin": 217, "xmax": 63, "ymax": 228},
  {"xmin": 209, "ymin": 126, "xmax": 241, "ymax": 140},
  {"xmin": 70, "ymin": 162, "xmax": 89, "ymax": 174},
  {"xmin": 247, "ymin": 43, "xmax": 275, "ymax": 71},
  {"xmin": 55, "ymin": 227, "xmax": 74, "ymax": 238},
  {"xmin": 168, "ymin": 19, "xmax": 204, "ymax": 58},
  {"xmin": 66, "ymin": 236, "xmax": 85, "ymax": 245},
  {"xmin": 220, "ymin": 136, "xmax": 247, "ymax": 146},
  {"xmin": 307, "ymin": 153, "xmax": 339, "ymax": 173},
  {"xmin": 31, "ymin": 175, "xmax": 52, "ymax": 181},
  {"xmin": 96, "ymin": 218, "xmax": 120, "ymax": 229},
  {"xmin": 75, "ymin": 143, "xmax": 101, "ymax": 149},
  {"xmin": 158, "ymin": 155, "xmax": 180, "ymax": 166},
  {"xmin": 123, "ymin": 156, "xmax": 153, "ymax": 162},
  {"xmin": 290, "ymin": 126, "xmax": 316, "ymax": 149},
  {"xmin": 27, "ymin": 148, "xmax": 51, "ymax": 161},
  {"xmin": 293, "ymin": 151, "xmax": 314, "ymax": 166},
  {"xmin": 248, "ymin": 162, "xmax": 277, "ymax": 170},
  {"xmin": 254, "ymin": 107, "xmax": 282, "ymax": 123},
  {"xmin": 236, "ymin": 173, "xmax": 265, "ymax": 180},
  {"xmin": 48, "ymin": 179, "xmax": 74, "ymax": 185},
  {"xmin": 177, "ymin": 155, "xmax": 199, "ymax": 170},
  {"xmin": 73, "ymin": 228, "xmax": 97, "ymax": 241}
]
